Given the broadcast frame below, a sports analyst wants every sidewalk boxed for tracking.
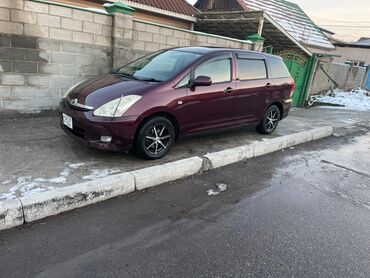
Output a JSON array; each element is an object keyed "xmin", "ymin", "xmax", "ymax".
[{"xmin": 1, "ymin": 107, "xmax": 369, "ymax": 202}]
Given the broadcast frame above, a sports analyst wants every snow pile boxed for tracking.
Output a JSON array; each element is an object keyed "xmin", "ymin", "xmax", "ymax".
[
  {"xmin": 207, "ymin": 183, "xmax": 229, "ymax": 196},
  {"xmin": 314, "ymin": 88, "xmax": 370, "ymax": 111}
]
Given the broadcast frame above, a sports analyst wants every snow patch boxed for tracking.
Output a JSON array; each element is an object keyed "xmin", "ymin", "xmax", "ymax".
[
  {"xmin": 312, "ymin": 88, "xmax": 370, "ymax": 111},
  {"xmin": 68, "ymin": 163, "xmax": 85, "ymax": 169},
  {"xmin": 0, "ymin": 162, "xmax": 86, "ymax": 200},
  {"xmin": 82, "ymin": 168, "xmax": 121, "ymax": 180},
  {"xmin": 207, "ymin": 183, "xmax": 229, "ymax": 196}
]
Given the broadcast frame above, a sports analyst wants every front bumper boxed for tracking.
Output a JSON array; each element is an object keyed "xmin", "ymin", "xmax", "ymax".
[{"xmin": 59, "ymin": 99, "xmax": 141, "ymax": 152}]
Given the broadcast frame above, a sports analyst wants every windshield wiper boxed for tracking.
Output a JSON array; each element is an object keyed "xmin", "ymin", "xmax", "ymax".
[
  {"xmin": 111, "ymin": 71, "xmax": 140, "ymax": 80},
  {"xmin": 111, "ymin": 71, "xmax": 162, "ymax": 82},
  {"xmin": 136, "ymin": 77, "xmax": 163, "ymax": 82}
]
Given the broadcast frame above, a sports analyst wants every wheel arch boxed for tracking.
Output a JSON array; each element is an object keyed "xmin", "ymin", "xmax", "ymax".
[
  {"xmin": 135, "ymin": 111, "xmax": 180, "ymax": 144},
  {"xmin": 267, "ymin": 101, "xmax": 284, "ymax": 120}
]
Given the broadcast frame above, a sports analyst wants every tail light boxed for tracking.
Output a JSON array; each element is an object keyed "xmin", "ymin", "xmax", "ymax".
[{"xmin": 290, "ymin": 78, "xmax": 295, "ymax": 98}]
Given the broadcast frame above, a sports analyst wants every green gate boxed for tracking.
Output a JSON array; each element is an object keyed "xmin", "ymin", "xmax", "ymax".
[
  {"xmin": 276, "ymin": 51, "xmax": 309, "ymax": 107},
  {"xmin": 284, "ymin": 60, "xmax": 307, "ymax": 106}
]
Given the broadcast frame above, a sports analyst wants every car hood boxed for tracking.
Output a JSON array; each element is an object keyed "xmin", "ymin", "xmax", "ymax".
[{"xmin": 67, "ymin": 74, "xmax": 160, "ymax": 108}]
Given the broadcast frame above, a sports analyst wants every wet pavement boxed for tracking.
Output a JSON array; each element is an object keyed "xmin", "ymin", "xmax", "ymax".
[
  {"xmin": 0, "ymin": 124, "xmax": 369, "ymax": 277},
  {"xmin": 1, "ymin": 107, "xmax": 370, "ymax": 200}
]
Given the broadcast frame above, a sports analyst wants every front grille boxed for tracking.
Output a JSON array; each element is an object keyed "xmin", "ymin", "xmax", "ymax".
[
  {"xmin": 65, "ymin": 97, "xmax": 94, "ymax": 112},
  {"xmin": 70, "ymin": 125, "xmax": 85, "ymax": 138},
  {"xmin": 65, "ymin": 99, "xmax": 84, "ymax": 111}
]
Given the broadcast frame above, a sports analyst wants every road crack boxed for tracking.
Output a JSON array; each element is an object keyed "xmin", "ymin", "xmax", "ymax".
[{"xmin": 321, "ymin": 160, "xmax": 370, "ymax": 179}]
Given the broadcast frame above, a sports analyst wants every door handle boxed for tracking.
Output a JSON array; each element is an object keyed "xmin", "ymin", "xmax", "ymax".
[
  {"xmin": 266, "ymin": 83, "xmax": 272, "ymax": 88},
  {"xmin": 224, "ymin": 87, "xmax": 233, "ymax": 93}
]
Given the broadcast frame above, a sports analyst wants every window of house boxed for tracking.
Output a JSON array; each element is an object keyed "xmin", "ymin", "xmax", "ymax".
[
  {"xmin": 269, "ymin": 58, "xmax": 291, "ymax": 78},
  {"xmin": 237, "ymin": 59, "xmax": 267, "ymax": 80}
]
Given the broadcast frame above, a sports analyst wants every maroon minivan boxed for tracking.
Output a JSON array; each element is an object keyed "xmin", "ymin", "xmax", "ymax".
[{"xmin": 60, "ymin": 47, "xmax": 294, "ymax": 159}]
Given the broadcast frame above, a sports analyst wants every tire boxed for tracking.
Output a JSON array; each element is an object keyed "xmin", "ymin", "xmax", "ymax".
[
  {"xmin": 136, "ymin": 116, "xmax": 175, "ymax": 160},
  {"xmin": 256, "ymin": 105, "xmax": 281, "ymax": 135}
]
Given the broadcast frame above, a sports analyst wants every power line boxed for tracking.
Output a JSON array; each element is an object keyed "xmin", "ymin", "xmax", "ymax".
[
  {"xmin": 316, "ymin": 20, "xmax": 370, "ymax": 24},
  {"xmin": 320, "ymin": 25, "xmax": 370, "ymax": 29}
]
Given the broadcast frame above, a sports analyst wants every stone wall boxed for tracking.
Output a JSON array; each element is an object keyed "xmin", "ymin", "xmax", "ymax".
[
  {"xmin": 310, "ymin": 61, "xmax": 367, "ymax": 94},
  {"xmin": 0, "ymin": 0, "xmax": 253, "ymax": 114}
]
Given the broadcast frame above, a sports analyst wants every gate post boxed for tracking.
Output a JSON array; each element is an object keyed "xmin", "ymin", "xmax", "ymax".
[
  {"xmin": 104, "ymin": 2, "xmax": 135, "ymax": 69},
  {"xmin": 300, "ymin": 54, "xmax": 318, "ymax": 107}
]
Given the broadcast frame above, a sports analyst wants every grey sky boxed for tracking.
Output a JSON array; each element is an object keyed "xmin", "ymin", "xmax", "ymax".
[{"xmin": 187, "ymin": 0, "xmax": 370, "ymax": 41}]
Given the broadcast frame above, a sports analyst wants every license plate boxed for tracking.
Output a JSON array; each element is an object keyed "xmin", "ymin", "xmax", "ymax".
[{"xmin": 62, "ymin": 113, "xmax": 73, "ymax": 129}]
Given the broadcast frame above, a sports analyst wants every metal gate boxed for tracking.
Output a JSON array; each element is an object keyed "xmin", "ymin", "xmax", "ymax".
[
  {"xmin": 365, "ymin": 70, "xmax": 370, "ymax": 90},
  {"xmin": 276, "ymin": 51, "xmax": 309, "ymax": 107}
]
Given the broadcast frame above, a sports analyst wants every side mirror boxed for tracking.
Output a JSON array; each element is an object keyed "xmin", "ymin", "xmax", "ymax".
[{"xmin": 192, "ymin": 75, "xmax": 212, "ymax": 87}]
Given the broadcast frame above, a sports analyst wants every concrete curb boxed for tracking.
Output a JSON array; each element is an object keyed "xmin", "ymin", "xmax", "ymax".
[
  {"xmin": 0, "ymin": 126, "xmax": 334, "ymax": 231},
  {"xmin": 21, "ymin": 172, "xmax": 135, "ymax": 223},
  {"xmin": 132, "ymin": 157, "xmax": 204, "ymax": 191},
  {"xmin": 0, "ymin": 199, "xmax": 24, "ymax": 231},
  {"xmin": 204, "ymin": 145, "xmax": 254, "ymax": 169}
]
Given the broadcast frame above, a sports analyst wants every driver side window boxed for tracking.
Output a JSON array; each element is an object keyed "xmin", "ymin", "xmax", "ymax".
[
  {"xmin": 176, "ymin": 57, "xmax": 232, "ymax": 88},
  {"xmin": 195, "ymin": 58, "xmax": 232, "ymax": 84}
]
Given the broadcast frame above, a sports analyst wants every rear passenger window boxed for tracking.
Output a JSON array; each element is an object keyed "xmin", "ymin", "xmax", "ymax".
[
  {"xmin": 237, "ymin": 59, "xmax": 267, "ymax": 80},
  {"xmin": 269, "ymin": 58, "xmax": 291, "ymax": 78}
]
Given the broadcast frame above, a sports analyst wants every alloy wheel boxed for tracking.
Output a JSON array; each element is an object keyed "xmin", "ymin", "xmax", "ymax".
[
  {"xmin": 144, "ymin": 124, "xmax": 172, "ymax": 155},
  {"xmin": 264, "ymin": 110, "xmax": 279, "ymax": 132}
]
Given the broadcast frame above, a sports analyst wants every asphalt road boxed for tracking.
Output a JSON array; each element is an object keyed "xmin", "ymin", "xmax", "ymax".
[{"xmin": 1, "ymin": 126, "xmax": 370, "ymax": 277}]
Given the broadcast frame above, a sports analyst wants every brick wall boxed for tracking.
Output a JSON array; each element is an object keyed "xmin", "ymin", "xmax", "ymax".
[{"xmin": 0, "ymin": 0, "xmax": 253, "ymax": 114}]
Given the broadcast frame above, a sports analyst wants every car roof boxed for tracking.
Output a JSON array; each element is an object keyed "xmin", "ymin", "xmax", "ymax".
[{"xmin": 172, "ymin": 46, "xmax": 282, "ymax": 60}]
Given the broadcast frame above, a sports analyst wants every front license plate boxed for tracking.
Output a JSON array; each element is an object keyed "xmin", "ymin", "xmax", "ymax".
[{"xmin": 62, "ymin": 113, "xmax": 73, "ymax": 129}]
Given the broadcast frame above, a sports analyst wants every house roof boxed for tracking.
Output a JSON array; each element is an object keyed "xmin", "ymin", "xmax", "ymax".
[
  {"xmin": 195, "ymin": 0, "xmax": 335, "ymax": 50},
  {"xmin": 125, "ymin": 0, "xmax": 199, "ymax": 17},
  {"xmin": 354, "ymin": 38, "xmax": 370, "ymax": 46},
  {"xmin": 335, "ymin": 39, "xmax": 370, "ymax": 49}
]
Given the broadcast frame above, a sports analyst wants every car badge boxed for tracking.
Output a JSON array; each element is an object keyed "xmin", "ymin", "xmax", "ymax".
[{"xmin": 71, "ymin": 98, "xmax": 78, "ymax": 105}]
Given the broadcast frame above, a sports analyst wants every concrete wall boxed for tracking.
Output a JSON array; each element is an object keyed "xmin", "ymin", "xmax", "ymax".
[
  {"xmin": 0, "ymin": 0, "xmax": 112, "ymax": 113},
  {"xmin": 126, "ymin": 20, "xmax": 252, "ymax": 62},
  {"xmin": 0, "ymin": 0, "xmax": 253, "ymax": 114},
  {"xmin": 310, "ymin": 61, "xmax": 367, "ymax": 94},
  {"xmin": 333, "ymin": 46, "xmax": 370, "ymax": 66}
]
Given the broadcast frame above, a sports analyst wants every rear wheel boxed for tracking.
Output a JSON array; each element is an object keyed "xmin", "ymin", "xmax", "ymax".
[
  {"xmin": 256, "ymin": 105, "xmax": 281, "ymax": 135},
  {"xmin": 136, "ymin": 116, "xmax": 175, "ymax": 160}
]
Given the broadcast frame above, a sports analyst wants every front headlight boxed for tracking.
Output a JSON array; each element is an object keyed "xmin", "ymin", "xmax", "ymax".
[
  {"xmin": 93, "ymin": 95, "xmax": 142, "ymax": 118},
  {"xmin": 63, "ymin": 80, "xmax": 86, "ymax": 98}
]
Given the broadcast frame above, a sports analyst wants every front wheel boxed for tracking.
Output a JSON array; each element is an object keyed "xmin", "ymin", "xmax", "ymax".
[
  {"xmin": 256, "ymin": 105, "xmax": 281, "ymax": 135},
  {"xmin": 136, "ymin": 116, "xmax": 175, "ymax": 160}
]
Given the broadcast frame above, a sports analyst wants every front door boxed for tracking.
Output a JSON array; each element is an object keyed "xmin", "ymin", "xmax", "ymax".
[{"xmin": 180, "ymin": 54, "xmax": 237, "ymax": 134}]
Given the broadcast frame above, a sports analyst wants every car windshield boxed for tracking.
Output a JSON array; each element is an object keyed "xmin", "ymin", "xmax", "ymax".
[{"xmin": 114, "ymin": 50, "xmax": 201, "ymax": 82}]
